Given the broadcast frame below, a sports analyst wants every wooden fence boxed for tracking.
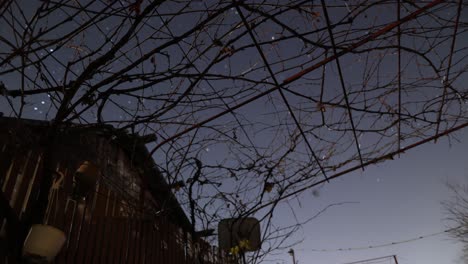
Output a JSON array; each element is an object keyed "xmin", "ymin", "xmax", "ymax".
[
  {"xmin": 0, "ymin": 122, "xmax": 236, "ymax": 264},
  {"xmin": 51, "ymin": 215, "xmax": 235, "ymax": 264}
]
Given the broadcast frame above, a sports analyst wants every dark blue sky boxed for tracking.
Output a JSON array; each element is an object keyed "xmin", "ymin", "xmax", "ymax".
[
  {"xmin": 273, "ymin": 131, "xmax": 467, "ymax": 264},
  {"xmin": 0, "ymin": 1, "xmax": 467, "ymax": 263}
]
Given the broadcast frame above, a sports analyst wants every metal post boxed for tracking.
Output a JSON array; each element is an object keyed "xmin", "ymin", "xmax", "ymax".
[
  {"xmin": 393, "ymin": 255, "xmax": 399, "ymax": 264},
  {"xmin": 241, "ymin": 252, "xmax": 247, "ymax": 264},
  {"xmin": 288, "ymin": 249, "xmax": 296, "ymax": 264}
]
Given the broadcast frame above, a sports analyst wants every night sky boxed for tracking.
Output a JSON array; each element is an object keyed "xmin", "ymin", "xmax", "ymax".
[
  {"xmin": 272, "ymin": 132, "xmax": 467, "ymax": 264},
  {"xmin": 1, "ymin": 1, "xmax": 467, "ymax": 263}
]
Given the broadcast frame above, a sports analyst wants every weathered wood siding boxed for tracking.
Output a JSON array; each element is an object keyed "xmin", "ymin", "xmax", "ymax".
[{"xmin": 0, "ymin": 122, "xmax": 235, "ymax": 264}]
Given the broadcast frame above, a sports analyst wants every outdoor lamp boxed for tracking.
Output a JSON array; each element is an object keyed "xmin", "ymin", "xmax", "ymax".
[
  {"xmin": 72, "ymin": 161, "xmax": 99, "ymax": 199},
  {"xmin": 23, "ymin": 170, "xmax": 67, "ymax": 263},
  {"xmin": 22, "ymin": 224, "xmax": 66, "ymax": 263}
]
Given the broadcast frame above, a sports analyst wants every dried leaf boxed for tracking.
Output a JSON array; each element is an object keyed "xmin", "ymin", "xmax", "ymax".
[
  {"xmin": 129, "ymin": 0, "xmax": 143, "ymax": 15},
  {"xmin": 264, "ymin": 182, "xmax": 274, "ymax": 193},
  {"xmin": 311, "ymin": 11, "xmax": 321, "ymax": 18}
]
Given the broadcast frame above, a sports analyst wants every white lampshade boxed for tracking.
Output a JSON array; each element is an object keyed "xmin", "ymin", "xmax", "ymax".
[{"xmin": 23, "ymin": 224, "xmax": 66, "ymax": 262}]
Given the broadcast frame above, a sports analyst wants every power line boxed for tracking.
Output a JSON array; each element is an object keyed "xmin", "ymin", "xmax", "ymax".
[
  {"xmin": 341, "ymin": 255, "xmax": 396, "ymax": 264},
  {"xmin": 299, "ymin": 227, "xmax": 460, "ymax": 252}
]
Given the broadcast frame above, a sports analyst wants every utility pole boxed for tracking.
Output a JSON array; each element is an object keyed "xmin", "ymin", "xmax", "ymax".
[{"xmin": 288, "ymin": 248, "xmax": 296, "ymax": 264}]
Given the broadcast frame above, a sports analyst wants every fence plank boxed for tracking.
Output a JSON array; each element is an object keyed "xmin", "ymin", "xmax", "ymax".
[
  {"xmin": 12, "ymin": 151, "xmax": 37, "ymax": 216},
  {"xmin": 93, "ymin": 217, "xmax": 106, "ymax": 264},
  {"xmin": 2, "ymin": 154, "xmax": 23, "ymax": 199},
  {"xmin": 81, "ymin": 219, "xmax": 97, "ymax": 264},
  {"xmin": 119, "ymin": 216, "xmax": 130, "ymax": 264},
  {"xmin": 65, "ymin": 202, "xmax": 81, "ymax": 264},
  {"xmin": 73, "ymin": 206, "xmax": 90, "ymax": 264},
  {"xmin": 113, "ymin": 217, "xmax": 125, "ymax": 264},
  {"xmin": 145, "ymin": 221, "xmax": 153, "ymax": 264},
  {"xmin": 52, "ymin": 214, "xmax": 229, "ymax": 264},
  {"xmin": 105, "ymin": 217, "xmax": 117, "ymax": 263},
  {"xmin": 0, "ymin": 143, "xmax": 15, "ymax": 188},
  {"xmin": 139, "ymin": 220, "xmax": 147, "ymax": 264},
  {"xmin": 155, "ymin": 218, "xmax": 162, "ymax": 263},
  {"xmin": 98, "ymin": 217, "xmax": 110, "ymax": 264},
  {"xmin": 135, "ymin": 219, "xmax": 145, "ymax": 264}
]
